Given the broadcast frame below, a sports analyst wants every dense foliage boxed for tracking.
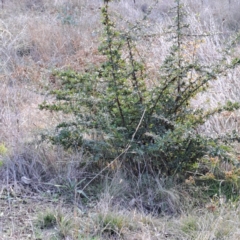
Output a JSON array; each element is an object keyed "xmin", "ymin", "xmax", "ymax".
[{"xmin": 41, "ymin": 0, "xmax": 240, "ymax": 176}]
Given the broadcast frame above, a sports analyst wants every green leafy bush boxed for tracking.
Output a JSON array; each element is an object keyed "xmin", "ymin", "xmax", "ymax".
[{"xmin": 40, "ymin": 0, "xmax": 240, "ymax": 176}]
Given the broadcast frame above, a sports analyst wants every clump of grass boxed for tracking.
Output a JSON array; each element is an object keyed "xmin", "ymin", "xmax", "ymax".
[
  {"xmin": 35, "ymin": 207, "xmax": 74, "ymax": 239},
  {"xmin": 92, "ymin": 207, "xmax": 136, "ymax": 239},
  {"xmin": 91, "ymin": 192, "xmax": 164, "ymax": 238},
  {"xmin": 215, "ymin": 222, "xmax": 233, "ymax": 240},
  {"xmin": 36, "ymin": 210, "xmax": 56, "ymax": 229},
  {"xmin": 181, "ymin": 216, "xmax": 198, "ymax": 235},
  {"xmin": 55, "ymin": 209, "xmax": 74, "ymax": 239}
]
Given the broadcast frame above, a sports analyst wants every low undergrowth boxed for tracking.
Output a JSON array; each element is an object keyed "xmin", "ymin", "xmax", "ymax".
[{"xmin": 1, "ymin": 187, "xmax": 240, "ymax": 240}]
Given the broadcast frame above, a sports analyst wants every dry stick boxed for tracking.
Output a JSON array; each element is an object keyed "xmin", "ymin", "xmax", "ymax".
[
  {"xmin": 130, "ymin": 108, "xmax": 146, "ymax": 142},
  {"xmin": 81, "ymin": 108, "xmax": 146, "ymax": 192}
]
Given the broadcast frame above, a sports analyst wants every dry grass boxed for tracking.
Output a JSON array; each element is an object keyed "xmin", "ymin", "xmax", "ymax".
[
  {"xmin": 1, "ymin": 188, "xmax": 240, "ymax": 240},
  {"xmin": 1, "ymin": 0, "xmax": 240, "ymax": 239}
]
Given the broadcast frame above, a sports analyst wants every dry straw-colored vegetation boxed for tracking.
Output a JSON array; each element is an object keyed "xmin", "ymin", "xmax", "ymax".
[{"xmin": 1, "ymin": 0, "xmax": 240, "ymax": 239}]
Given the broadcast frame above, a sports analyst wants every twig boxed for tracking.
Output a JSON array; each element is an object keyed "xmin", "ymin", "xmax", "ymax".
[{"xmin": 130, "ymin": 108, "xmax": 146, "ymax": 143}]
